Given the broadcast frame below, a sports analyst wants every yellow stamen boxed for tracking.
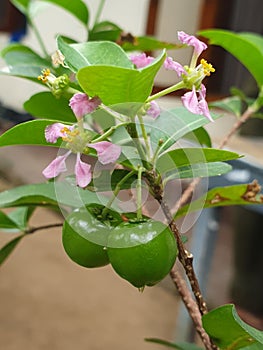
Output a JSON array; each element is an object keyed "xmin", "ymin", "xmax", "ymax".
[
  {"xmin": 201, "ymin": 59, "xmax": 215, "ymax": 76},
  {"xmin": 38, "ymin": 68, "xmax": 51, "ymax": 83}
]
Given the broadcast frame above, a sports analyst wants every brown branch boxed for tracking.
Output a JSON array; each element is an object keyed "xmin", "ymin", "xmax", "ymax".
[
  {"xmin": 25, "ymin": 223, "xmax": 63, "ymax": 234},
  {"xmin": 170, "ymin": 265, "xmax": 217, "ymax": 350}
]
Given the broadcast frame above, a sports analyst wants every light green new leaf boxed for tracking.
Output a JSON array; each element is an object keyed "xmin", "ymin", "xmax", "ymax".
[
  {"xmin": 57, "ymin": 37, "xmax": 133, "ymax": 72},
  {"xmin": 156, "ymin": 148, "xmax": 240, "ymax": 174},
  {"xmin": 24, "ymin": 92, "xmax": 76, "ymax": 122},
  {"xmin": 149, "ymin": 107, "xmax": 220, "ymax": 153},
  {"xmin": 145, "ymin": 338, "xmax": 203, "ymax": 350},
  {"xmin": 202, "ymin": 304, "xmax": 263, "ymax": 349},
  {"xmin": 0, "ymin": 44, "xmax": 51, "ymax": 79},
  {"xmin": 77, "ymin": 50, "xmax": 166, "ymax": 104},
  {"xmin": 199, "ymin": 29, "xmax": 263, "ymax": 87},
  {"xmin": 39, "ymin": 0, "xmax": 89, "ymax": 25},
  {"xmin": 175, "ymin": 183, "xmax": 263, "ymax": 219},
  {"xmin": 0, "ymin": 235, "xmax": 24, "ymax": 266},
  {"xmin": 0, "ymin": 119, "xmax": 72, "ymax": 148}
]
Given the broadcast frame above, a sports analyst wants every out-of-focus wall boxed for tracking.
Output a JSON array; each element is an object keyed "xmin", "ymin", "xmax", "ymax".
[{"xmin": 0, "ymin": 0, "xmax": 203, "ymax": 111}]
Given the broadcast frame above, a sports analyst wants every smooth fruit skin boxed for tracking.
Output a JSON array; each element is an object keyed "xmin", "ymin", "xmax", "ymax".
[
  {"xmin": 107, "ymin": 220, "xmax": 178, "ymax": 288},
  {"xmin": 62, "ymin": 208, "xmax": 110, "ymax": 268}
]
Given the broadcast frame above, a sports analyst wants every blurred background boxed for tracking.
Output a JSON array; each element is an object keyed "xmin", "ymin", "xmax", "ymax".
[{"xmin": 0, "ymin": 1, "xmax": 263, "ymax": 349}]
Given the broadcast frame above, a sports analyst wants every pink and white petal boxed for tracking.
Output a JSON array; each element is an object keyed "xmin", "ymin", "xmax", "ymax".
[
  {"xmin": 178, "ymin": 31, "xmax": 207, "ymax": 56},
  {"xmin": 164, "ymin": 57, "xmax": 186, "ymax": 76},
  {"xmin": 129, "ymin": 53, "xmax": 154, "ymax": 68},
  {"xmin": 42, "ymin": 151, "xmax": 70, "ymax": 179},
  {"xmin": 45, "ymin": 123, "xmax": 69, "ymax": 143},
  {"xmin": 181, "ymin": 88, "xmax": 200, "ymax": 115},
  {"xmin": 75, "ymin": 153, "xmax": 92, "ymax": 187},
  {"xmin": 147, "ymin": 101, "xmax": 161, "ymax": 119},
  {"xmin": 69, "ymin": 93, "xmax": 101, "ymax": 119},
  {"xmin": 89, "ymin": 141, "xmax": 121, "ymax": 165}
]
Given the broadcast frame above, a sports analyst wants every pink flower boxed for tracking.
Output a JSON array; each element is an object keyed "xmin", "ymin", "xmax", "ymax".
[
  {"xmin": 69, "ymin": 93, "xmax": 101, "ymax": 119},
  {"xmin": 146, "ymin": 101, "xmax": 161, "ymax": 119},
  {"xmin": 42, "ymin": 123, "xmax": 122, "ymax": 187},
  {"xmin": 45, "ymin": 123, "xmax": 74, "ymax": 143},
  {"xmin": 181, "ymin": 84, "xmax": 213, "ymax": 122},
  {"xmin": 130, "ymin": 53, "xmax": 154, "ymax": 68},
  {"xmin": 164, "ymin": 57, "xmax": 186, "ymax": 77},
  {"xmin": 178, "ymin": 31, "xmax": 207, "ymax": 56}
]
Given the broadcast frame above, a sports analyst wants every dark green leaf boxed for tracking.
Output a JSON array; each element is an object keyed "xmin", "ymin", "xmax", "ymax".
[
  {"xmin": 77, "ymin": 50, "xmax": 166, "ymax": 104},
  {"xmin": 156, "ymin": 148, "xmax": 240, "ymax": 174},
  {"xmin": 149, "ymin": 107, "xmax": 220, "ymax": 153},
  {"xmin": 202, "ymin": 304, "xmax": 263, "ymax": 349},
  {"xmin": 145, "ymin": 338, "xmax": 203, "ymax": 350},
  {"xmin": 0, "ymin": 211, "xmax": 20, "ymax": 229},
  {"xmin": 0, "ymin": 119, "xmax": 71, "ymax": 148},
  {"xmin": 0, "ymin": 182, "xmax": 114, "ymax": 210},
  {"xmin": 39, "ymin": 0, "xmax": 89, "ymax": 25},
  {"xmin": 7, "ymin": 207, "xmax": 35, "ymax": 230},
  {"xmin": 175, "ymin": 183, "xmax": 263, "ymax": 219},
  {"xmin": 184, "ymin": 127, "xmax": 212, "ymax": 148},
  {"xmin": 89, "ymin": 21, "xmax": 122, "ymax": 42},
  {"xmin": 57, "ymin": 37, "xmax": 133, "ymax": 72},
  {"xmin": 24, "ymin": 92, "xmax": 76, "ymax": 122},
  {"xmin": 92, "ymin": 169, "xmax": 137, "ymax": 191},
  {"xmin": 199, "ymin": 29, "xmax": 263, "ymax": 87},
  {"xmin": 121, "ymin": 36, "xmax": 179, "ymax": 51},
  {"xmin": 0, "ymin": 235, "xmax": 24, "ymax": 266}
]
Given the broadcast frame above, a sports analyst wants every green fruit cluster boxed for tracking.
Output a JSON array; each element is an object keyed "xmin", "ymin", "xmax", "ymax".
[{"xmin": 62, "ymin": 206, "xmax": 178, "ymax": 288}]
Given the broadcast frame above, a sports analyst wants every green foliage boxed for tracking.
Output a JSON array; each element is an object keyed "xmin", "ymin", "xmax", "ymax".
[
  {"xmin": 145, "ymin": 338, "xmax": 203, "ymax": 350},
  {"xmin": 0, "ymin": 235, "xmax": 24, "ymax": 266},
  {"xmin": 77, "ymin": 50, "xmax": 166, "ymax": 104},
  {"xmin": 202, "ymin": 304, "xmax": 263, "ymax": 349},
  {"xmin": 199, "ymin": 29, "xmax": 263, "ymax": 88}
]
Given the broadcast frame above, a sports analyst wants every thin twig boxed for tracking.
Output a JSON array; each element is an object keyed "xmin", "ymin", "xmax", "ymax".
[
  {"xmin": 25, "ymin": 223, "xmax": 63, "ymax": 234},
  {"xmin": 170, "ymin": 265, "xmax": 217, "ymax": 350}
]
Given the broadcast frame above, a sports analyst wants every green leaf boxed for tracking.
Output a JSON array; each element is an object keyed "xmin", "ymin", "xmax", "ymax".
[
  {"xmin": 121, "ymin": 36, "xmax": 179, "ymax": 52},
  {"xmin": 209, "ymin": 96, "xmax": 243, "ymax": 117},
  {"xmin": 39, "ymin": 0, "xmax": 89, "ymax": 25},
  {"xmin": 0, "ymin": 44, "xmax": 51, "ymax": 80},
  {"xmin": 145, "ymin": 338, "xmax": 203, "ymax": 350},
  {"xmin": 184, "ymin": 127, "xmax": 212, "ymax": 148},
  {"xmin": 0, "ymin": 182, "xmax": 113, "ymax": 210},
  {"xmin": 149, "ymin": 107, "xmax": 221, "ymax": 153},
  {"xmin": 10, "ymin": 0, "xmax": 30, "ymax": 15},
  {"xmin": 7, "ymin": 207, "xmax": 35, "ymax": 231},
  {"xmin": 198, "ymin": 29, "xmax": 263, "ymax": 87},
  {"xmin": 88, "ymin": 21, "xmax": 122, "ymax": 42},
  {"xmin": 0, "ymin": 211, "xmax": 20, "ymax": 229},
  {"xmin": 202, "ymin": 304, "xmax": 263, "ymax": 349},
  {"xmin": 0, "ymin": 235, "xmax": 24, "ymax": 266},
  {"xmin": 92, "ymin": 169, "xmax": 137, "ymax": 191},
  {"xmin": 24, "ymin": 92, "xmax": 76, "ymax": 122},
  {"xmin": 166, "ymin": 162, "xmax": 232, "ymax": 180},
  {"xmin": 57, "ymin": 37, "xmax": 133, "ymax": 72},
  {"xmin": 0, "ymin": 119, "xmax": 72, "ymax": 148},
  {"xmin": 77, "ymin": 50, "xmax": 166, "ymax": 104},
  {"xmin": 175, "ymin": 182, "xmax": 263, "ymax": 219},
  {"xmin": 156, "ymin": 148, "xmax": 240, "ymax": 174}
]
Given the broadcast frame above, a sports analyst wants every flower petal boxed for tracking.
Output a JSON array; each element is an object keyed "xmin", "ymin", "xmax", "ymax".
[
  {"xmin": 69, "ymin": 93, "xmax": 101, "ymax": 119},
  {"xmin": 164, "ymin": 57, "xmax": 186, "ymax": 76},
  {"xmin": 129, "ymin": 53, "xmax": 154, "ymax": 68},
  {"xmin": 181, "ymin": 88, "xmax": 200, "ymax": 115},
  {"xmin": 42, "ymin": 151, "xmax": 70, "ymax": 179},
  {"xmin": 89, "ymin": 141, "xmax": 121, "ymax": 165},
  {"xmin": 178, "ymin": 31, "xmax": 207, "ymax": 56},
  {"xmin": 75, "ymin": 153, "xmax": 92, "ymax": 187},
  {"xmin": 45, "ymin": 123, "xmax": 72, "ymax": 143},
  {"xmin": 147, "ymin": 101, "xmax": 161, "ymax": 119}
]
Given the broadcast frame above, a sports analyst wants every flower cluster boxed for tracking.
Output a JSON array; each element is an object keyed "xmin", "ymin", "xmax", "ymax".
[{"xmin": 42, "ymin": 93, "xmax": 121, "ymax": 187}]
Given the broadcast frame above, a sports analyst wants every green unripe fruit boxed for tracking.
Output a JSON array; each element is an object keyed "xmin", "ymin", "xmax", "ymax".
[
  {"xmin": 62, "ymin": 207, "xmax": 112, "ymax": 268},
  {"xmin": 107, "ymin": 220, "xmax": 178, "ymax": 288}
]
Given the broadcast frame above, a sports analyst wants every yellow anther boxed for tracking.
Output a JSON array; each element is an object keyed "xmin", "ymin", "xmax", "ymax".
[
  {"xmin": 201, "ymin": 59, "xmax": 215, "ymax": 76},
  {"xmin": 38, "ymin": 69, "xmax": 51, "ymax": 83},
  {"xmin": 60, "ymin": 127, "xmax": 71, "ymax": 134}
]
